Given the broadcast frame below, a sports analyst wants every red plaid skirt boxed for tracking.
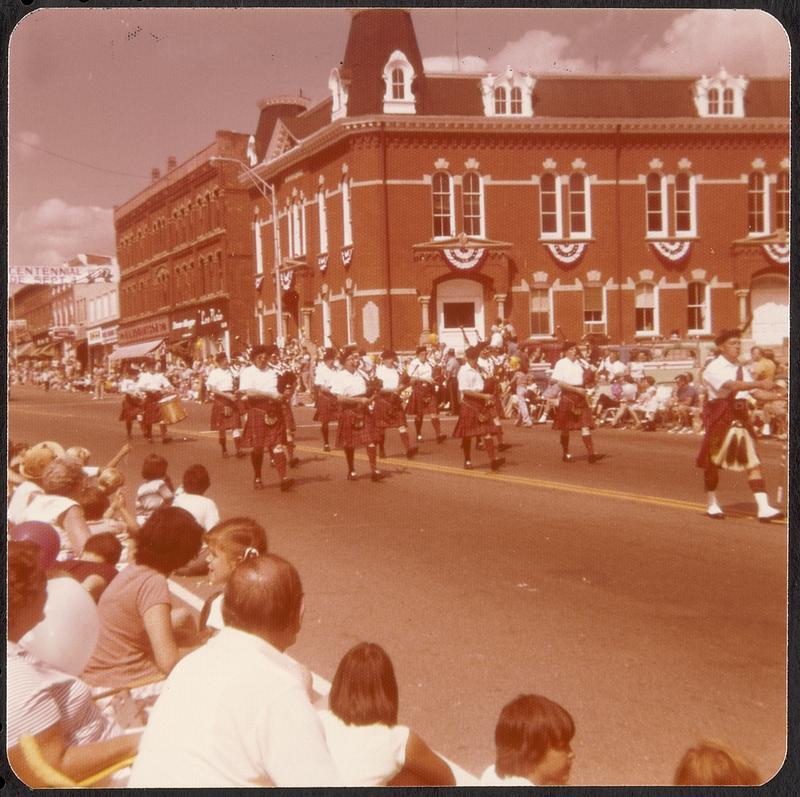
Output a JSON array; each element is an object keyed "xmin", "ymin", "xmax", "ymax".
[
  {"xmin": 210, "ymin": 397, "xmax": 242, "ymax": 431},
  {"xmin": 282, "ymin": 402, "xmax": 296, "ymax": 432},
  {"xmin": 374, "ymin": 392, "xmax": 407, "ymax": 430},
  {"xmin": 242, "ymin": 400, "xmax": 287, "ymax": 450},
  {"xmin": 553, "ymin": 391, "xmax": 594, "ymax": 431},
  {"xmin": 453, "ymin": 397, "xmax": 499, "ymax": 438},
  {"xmin": 335, "ymin": 406, "xmax": 379, "ymax": 448},
  {"xmin": 142, "ymin": 393, "xmax": 164, "ymax": 426},
  {"xmin": 119, "ymin": 394, "xmax": 141, "ymax": 422},
  {"xmin": 313, "ymin": 392, "xmax": 340, "ymax": 423},
  {"xmin": 406, "ymin": 382, "xmax": 437, "ymax": 416}
]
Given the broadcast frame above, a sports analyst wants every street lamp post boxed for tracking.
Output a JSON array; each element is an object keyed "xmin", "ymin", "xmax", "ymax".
[{"xmin": 210, "ymin": 156, "xmax": 284, "ymax": 346}]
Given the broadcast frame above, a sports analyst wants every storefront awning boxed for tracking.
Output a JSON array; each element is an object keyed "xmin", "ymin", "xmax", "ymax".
[
  {"xmin": 108, "ymin": 338, "xmax": 164, "ymax": 362},
  {"xmin": 13, "ymin": 341, "xmax": 36, "ymax": 358},
  {"xmin": 33, "ymin": 344, "xmax": 58, "ymax": 359}
]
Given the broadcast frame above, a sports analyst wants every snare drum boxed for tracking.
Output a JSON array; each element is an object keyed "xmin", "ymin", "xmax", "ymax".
[{"xmin": 158, "ymin": 394, "xmax": 187, "ymax": 425}]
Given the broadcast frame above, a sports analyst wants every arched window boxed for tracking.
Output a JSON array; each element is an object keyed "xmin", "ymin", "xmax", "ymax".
[
  {"xmin": 747, "ymin": 172, "xmax": 768, "ymax": 234},
  {"xmin": 568, "ymin": 172, "xmax": 589, "ymax": 237},
  {"xmin": 318, "ymin": 189, "xmax": 328, "ymax": 253},
  {"xmin": 634, "ymin": 283, "xmax": 656, "ymax": 334},
  {"xmin": 494, "ymin": 87, "xmax": 507, "ymax": 115},
  {"xmin": 722, "ymin": 87, "xmax": 734, "ymax": 115},
  {"xmin": 776, "ymin": 170, "xmax": 789, "ymax": 232},
  {"xmin": 391, "ymin": 67, "xmax": 405, "ymax": 100},
  {"xmin": 539, "ymin": 173, "xmax": 561, "ymax": 238},
  {"xmin": 674, "ymin": 172, "xmax": 696, "ymax": 236},
  {"xmin": 341, "ymin": 179, "xmax": 353, "ymax": 247},
  {"xmin": 687, "ymin": 281, "xmax": 709, "ymax": 333},
  {"xmin": 645, "ymin": 172, "xmax": 667, "ymax": 236},
  {"xmin": 462, "ymin": 172, "xmax": 484, "ymax": 237},
  {"xmin": 432, "ymin": 171, "xmax": 454, "ymax": 238},
  {"xmin": 707, "ymin": 88, "xmax": 719, "ymax": 115},
  {"xmin": 510, "ymin": 87, "xmax": 523, "ymax": 115}
]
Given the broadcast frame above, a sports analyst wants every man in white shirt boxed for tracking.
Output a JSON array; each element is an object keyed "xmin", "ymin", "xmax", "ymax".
[
  {"xmin": 313, "ymin": 348, "xmax": 340, "ymax": 452},
  {"xmin": 601, "ymin": 350, "xmax": 628, "ymax": 381},
  {"xmin": 206, "ymin": 352, "xmax": 244, "ymax": 458},
  {"xmin": 374, "ymin": 349, "xmax": 417, "ymax": 459},
  {"xmin": 239, "ymin": 345, "xmax": 293, "ymax": 491},
  {"xmin": 129, "ymin": 554, "xmax": 340, "ymax": 788},
  {"xmin": 406, "ymin": 347, "xmax": 446, "ymax": 444},
  {"xmin": 135, "ymin": 358, "xmax": 173, "ymax": 443},
  {"xmin": 695, "ymin": 329, "xmax": 783, "ymax": 522}
]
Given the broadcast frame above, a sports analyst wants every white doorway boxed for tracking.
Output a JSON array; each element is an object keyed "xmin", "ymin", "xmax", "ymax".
[
  {"xmin": 750, "ymin": 274, "xmax": 788, "ymax": 345},
  {"xmin": 436, "ymin": 278, "xmax": 485, "ymax": 351}
]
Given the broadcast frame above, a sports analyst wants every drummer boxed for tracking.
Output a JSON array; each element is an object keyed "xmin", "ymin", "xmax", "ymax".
[
  {"xmin": 118, "ymin": 365, "xmax": 143, "ymax": 440},
  {"xmin": 135, "ymin": 358, "xmax": 174, "ymax": 444},
  {"xmin": 206, "ymin": 352, "xmax": 244, "ymax": 459}
]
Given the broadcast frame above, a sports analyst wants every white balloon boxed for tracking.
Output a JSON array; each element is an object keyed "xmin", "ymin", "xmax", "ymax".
[{"xmin": 21, "ymin": 577, "xmax": 100, "ymax": 677}]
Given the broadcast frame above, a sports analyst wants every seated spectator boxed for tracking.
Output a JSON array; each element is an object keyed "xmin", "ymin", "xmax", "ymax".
[
  {"xmin": 97, "ymin": 467, "xmax": 125, "ymax": 496},
  {"xmin": 673, "ymin": 740, "xmax": 761, "ymax": 786},
  {"xmin": 319, "ymin": 642, "xmax": 455, "ymax": 786},
  {"xmin": 607, "ymin": 376, "xmax": 642, "ymax": 428},
  {"xmin": 134, "ymin": 454, "xmax": 173, "ymax": 526},
  {"xmin": 201, "ymin": 517, "xmax": 269, "ymax": 632},
  {"xmin": 594, "ymin": 376, "xmax": 624, "ymax": 420},
  {"xmin": 667, "ymin": 373, "xmax": 699, "ymax": 434},
  {"xmin": 82, "ymin": 507, "xmax": 203, "ymax": 692},
  {"xmin": 8, "ymin": 441, "xmax": 65, "ymax": 527},
  {"xmin": 626, "ymin": 376, "xmax": 658, "ymax": 430},
  {"xmin": 748, "ymin": 346, "xmax": 776, "ymax": 382},
  {"xmin": 629, "ymin": 350, "xmax": 650, "ymax": 381},
  {"xmin": 6, "ymin": 540, "xmax": 140, "ymax": 787},
  {"xmin": 172, "ymin": 464, "xmax": 219, "ymax": 532},
  {"xmin": 129, "ymin": 555, "xmax": 341, "ymax": 787},
  {"xmin": 59, "ymin": 532, "xmax": 123, "ymax": 603},
  {"xmin": 481, "ymin": 694, "xmax": 575, "ymax": 786},
  {"xmin": 22, "ymin": 457, "xmax": 91, "ymax": 560}
]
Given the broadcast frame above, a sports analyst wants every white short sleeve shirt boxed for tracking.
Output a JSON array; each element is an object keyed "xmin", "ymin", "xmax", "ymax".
[{"xmin": 702, "ymin": 355, "xmax": 753, "ymax": 400}]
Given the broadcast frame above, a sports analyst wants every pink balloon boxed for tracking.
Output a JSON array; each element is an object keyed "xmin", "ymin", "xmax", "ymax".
[{"xmin": 10, "ymin": 521, "xmax": 60, "ymax": 570}]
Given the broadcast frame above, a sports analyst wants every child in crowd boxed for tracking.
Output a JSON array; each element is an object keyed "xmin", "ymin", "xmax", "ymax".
[
  {"xmin": 673, "ymin": 740, "xmax": 761, "ymax": 786},
  {"xmin": 58, "ymin": 531, "xmax": 123, "ymax": 602},
  {"xmin": 135, "ymin": 454, "xmax": 174, "ymax": 526},
  {"xmin": 481, "ymin": 693, "xmax": 575, "ymax": 786},
  {"xmin": 172, "ymin": 464, "xmax": 219, "ymax": 532},
  {"xmin": 318, "ymin": 642, "xmax": 455, "ymax": 786}
]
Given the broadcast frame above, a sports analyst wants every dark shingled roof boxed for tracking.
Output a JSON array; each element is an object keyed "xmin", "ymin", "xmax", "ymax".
[
  {"xmin": 254, "ymin": 100, "xmax": 308, "ymax": 163},
  {"xmin": 284, "ymin": 98, "xmax": 333, "ymax": 141}
]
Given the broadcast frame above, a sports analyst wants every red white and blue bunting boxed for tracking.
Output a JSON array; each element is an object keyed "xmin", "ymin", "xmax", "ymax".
[
  {"xmin": 279, "ymin": 270, "xmax": 294, "ymax": 291},
  {"xmin": 442, "ymin": 246, "xmax": 486, "ymax": 271},
  {"xmin": 341, "ymin": 245, "xmax": 353, "ymax": 268},
  {"xmin": 763, "ymin": 243, "xmax": 789, "ymax": 265},
  {"xmin": 317, "ymin": 253, "xmax": 329, "ymax": 273},
  {"xmin": 650, "ymin": 241, "xmax": 691, "ymax": 262},
  {"xmin": 545, "ymin": 243, "xmax": 586, "ymax": 265},
  {"xmin": 255, "ymin": 274, "xmax": 266, "ymax": 292}
]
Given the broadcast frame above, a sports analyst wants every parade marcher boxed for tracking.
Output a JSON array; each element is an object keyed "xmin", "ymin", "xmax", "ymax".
[
  {"xmin": 271, "ymin": 349, "xmax": 300, "ymax": 468},
  {"xmin": 206, "ymin": 352, "xmax": 244, "ymax": 458},
  {"xmin": 551, "ymin": 341, "xmax": 604, "ymax": 463},
  {"xmin": 117, "ymin": 365, "xmax": 142, "ymax": 440},
  {"xmin": 239, "ymin": 344, "xmax": 294, "ymax": 491},
  {"xmin": 452, "ymin": 345, "xmax": 504, "ymax": 471},
  {"xmin": 405, "ymin": 347, "xmax": 446, "ymax": 444},
  {"xmin": 374, "ymin": 350, "xmax": 417, "ymax": 460},
  {"xmin": 332, "ymin": 347, "xmax": 384, "ymax": 482},
  {"xmin": 695, "ymin": 330, "xmax": 783, "ymax": 522},
  {"xmin": 443, "ymin": 348, "xmax": 461, "ymax": 415},
  {"xmin": 477, "ymin": 346, "xmax": 511, "ymax": 452},
  {"xmin": 313, "ymin": 348, "xmax": 340, "ymax": 452},
  {"xmin": 135, "ymin": 358, "xmax": 173, "ymax": 444}
]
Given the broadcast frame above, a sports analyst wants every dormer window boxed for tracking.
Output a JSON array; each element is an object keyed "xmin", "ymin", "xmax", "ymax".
[
  {"xmin": 382, "ymin": 50, "xmax": 416, "ymax": 114},
  {"xmin": 481, "ymin": 68, "xmax": 535, "ymax": 117},
  {"xmin": 329, "ymin": 68, "xmax": 350, "ymax": 121},
  {"xmin": 693, "ymin": 68, "xmax": 748, "ymax": 117}
]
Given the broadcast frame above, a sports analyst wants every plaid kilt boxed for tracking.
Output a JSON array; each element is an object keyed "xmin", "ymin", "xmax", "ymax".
[
  {"xmin": 406, "ymin": 382, "xmax": 437, "ymax": 416},
  {"xmin": 696, "ymin": 398, "xmax": 759, "ymax": 470},
  {"xmin": 210, "ymin": 397, "xmax": 242, "ymax": 431},
  {"xmin": 553, "ymin": 391, "xmax": 594, "ymax": 431},
  {"xmin": 452, "ymin": 397, "xmax": 499, "ymax": 438},
  {"xmin": 282, "ymin": 402, "xmax": 296, "ymax": 432},
  {"xmin": 374, "ymin": 392, "xmax": 407, "ymax": 430},
  {"xmin": 242, "ymin": 399, "xmax": 287, "ymax": 450},
  {"xmin": 313, "ymin": 392, "xmax": 340, "ymax": 423},
  {"xmin": 142, "ymin": 393, "xmax": 164, "ymax": 426},
  {"xmin": 119, "ymin": 394, "xmax": 141, "ymax": 422},
  {"xmin": 336, "ymin": 406, "xmax": 379, "ymax": 449}
]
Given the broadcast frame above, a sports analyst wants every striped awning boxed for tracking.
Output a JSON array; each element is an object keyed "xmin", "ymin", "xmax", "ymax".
[{"xmin": 108, "ymin": 338, "xmax": 164, "ymax": 362}]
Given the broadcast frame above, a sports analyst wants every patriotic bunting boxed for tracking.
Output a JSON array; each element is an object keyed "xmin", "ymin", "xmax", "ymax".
[
  {"xmin": 341, "ymin": 245, "xmax": 353, "ymax": 268},
  {"xmin": 763, "ymin": 243, "xmax": 790, "ymax": 265},
  {"xmin": 317, "ymin": 253, "xmax": 329, "ymax": 273},
  {"xmin": 442, "ymin": 246, "xmax": 486, "ymax": 271},
  {"xmin": 279, "ymin": 270, "xmax": 294, "ymax": 291},
  {"xmin": 545, "ymin": 243, "xmax": 587, "ymax": 265},
  {"xmin": 255, "ymin": 274, "xmax": 266, "ymax": 291},
  {"xmin": 650, "ymin": 241, "xmax": 691, "ymax": 262}
]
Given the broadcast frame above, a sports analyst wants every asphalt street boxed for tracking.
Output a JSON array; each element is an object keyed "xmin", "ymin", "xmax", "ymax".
[{"xmin": 8, "ymin": 386, "xmax": 788, "ymax": 785}]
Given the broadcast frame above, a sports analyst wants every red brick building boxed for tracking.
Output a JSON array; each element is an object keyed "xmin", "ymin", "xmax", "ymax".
[
  {"xmin": 113, "ymin": 131, "xmax": 259, "ymax": 362},
  {"xmin": 247, "ymin": 9, "xmax": 789, "ymax": 353}
]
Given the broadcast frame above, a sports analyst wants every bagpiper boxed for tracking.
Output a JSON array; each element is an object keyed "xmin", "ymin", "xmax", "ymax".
[
  {"xmin": 313, "ymin": 348, "xmax": 340, "ymax": 452},
  {"xmin": 406, "ymin": 346, "xmax": 446, "ymax": 444},
  {"xmin": 269, "ymin": 349, "xmax": 300, "ymax": 468},
  {"xmin": 206, "ymin": 352, "xmax": 244, "ymax": 458},
  {"xmin": 374, "ymin": 350, "xmax": 418, "ymax": 460}
]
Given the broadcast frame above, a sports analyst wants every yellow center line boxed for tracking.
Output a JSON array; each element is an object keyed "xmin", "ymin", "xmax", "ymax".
[{"xmin": 296, "ymin": 445, "xmax": 707, "ymax": 513}]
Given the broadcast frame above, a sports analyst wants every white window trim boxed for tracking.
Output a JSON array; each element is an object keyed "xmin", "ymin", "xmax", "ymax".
[
  {"xmin": 329, "ymin": 68, "xmax": 349, "ymax": 121},
  {"xmin": 462, "ymin": 172, "xmax": 486, "ymax": 238},
  {"xmin": 529, "ymin": 286, "xmax": 554, "ymax": 338},
  {"xmin": 432, "ymin": 171, "xmax": 455, "ymax": 240},
  {"xmin": 583, "ymin": 285, "xmax": 607, "ymax": 335},
  {"xmin": 286, "ymin": 205, "xmax": 295, "ymax": 259},
  {"xmin": 747, "ymin": 172, "xmax": 771, "ymax": 237},
  {"xmin": 322, "ymin": 297, "xmax": 332, "ymax": 347},
  {"xmin": 291, "ymin": 203, "xmax": 302, "ymax": 258},
  {"xmin": 776, "ymin": 171, "xmax": 790, "ymax": 231},
  {"xmin": 344, "ymin": 291, "xmax": 354, "ymax": 344},
  {"xmin": 687, "ymin": 281, "xmax": 711, "ymax": 335},
  {"xmin": 568, "ymin": 172, "xmax": 592, "ymax": 240},
  {"xmin": 539, "ymin": 173, "xmax": 563, "ymax": 240},
  {"xmin": 318, "ymin": 191, "xmax": 328, "ymax": 254},
  {"xmin": 674, "ymin": 173, "xmax": 698, "ymax": 239},
  {"xmin": 342, "ymin": 179, "xmax": 353, "ymax": 247},
  {"xmin": 300, "ymin": 202, "xmax": 307, "ymax": 257},
  {"xmin": 382, "ymin": 50, "xmax": 416, "ymax": 114},
  {"xmin": 633, "ymin": 282, "xmax": 660, "ymax": 337},
  {"xmin": 645, "ymin": 173, "xmax": 669, "ymax": 239},
  {"xmin": 480, "ymin": 70, "xmax": 535, "ymax": 117},
  {"xmin": 693, "ymin": 69, "xmax": 748, "ymax": 118}
]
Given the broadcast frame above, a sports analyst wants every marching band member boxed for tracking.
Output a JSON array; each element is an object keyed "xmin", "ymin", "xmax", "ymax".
[
  {"xmin": 452, "ymin": 345, "xmax": 504, "ymax": 471},
  {"xmin": 135, "ymin": 358, "xmax": 173, "ymax": 444},
  {"xmin": 695, "ymin": 329, "xmax": 783, "ymax": 522},
  {"xmin": 313, "ymin": 348, "xmax": 340, "ymax": 452},
  {"xmin": 551, "ymin": 341, "xmax": 603, "ymax": 463},
  {"xmin": 239, "ymin": 345, "xmax": 294, "ymax": 492},
  {"xmin": 118, "ymin": 365, "xmax": 143, "ymax": 440},
  {"xmin": 374, "ymin": 350, "xmax": 417, "ymax": 460},
  {"xmin": 332, "ymin": 347, "xmax": 383, "ymax": 482},
  {"xmin": 269, "ymin": 348, "xmax": 300, "ymax": 468},
  {"xmin": 477, "ymin": 346, "xmax": 511, "ymax": 452},
  {"xmin": 206, "ymin": 352, "xmax": 244, "ymax": 459},
  {"xmin": 405, "ymin": 346, "xmax": 446, "ymax": 444}
]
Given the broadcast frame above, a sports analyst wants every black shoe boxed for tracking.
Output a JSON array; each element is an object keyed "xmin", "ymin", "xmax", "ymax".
[
  {"xmin": 253, "ymin": 478, "xmax": 264, "ymax": 490},
  {"xmin": 562, "ymin": 453, "xmax": 572, "ymax": 462},
  {"xmin": 436, "ymin": 435, "xmax": 447, "ymax": 444},
  {"xmin": 464, "ymin": 460, "xmax": 473, "ymax": 470},
  {"xmin": 406, "ymin": 447, "xmax": 418, "ymax": 460},
  {"xmin": 588, "ymin": 453, "xmax": 606, "ymax": 464},
  {"xmin": 346, "ymin": 471, "xmax": 358, "ymax": 481},
  {"xmin": 490, "ymin": 457, "xmax": 505, "ymax": 471},
  {"xmin": 289, "ymin": 457, "xmax": 300, "ymax": 468},
  {"xmin": 371, "ymin": 471, "xmax": 385, "ymax": 482},
  {"xmin": 498, "ymin": 442, "xmax": 511, "ymax": 452},
  {"xmin": 280, "ymin": 477, "xmax": 295, "ymax": 491},
  {"xmin": 323, "ymin": 444, "xmax": 331, "ymax": 452}
]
